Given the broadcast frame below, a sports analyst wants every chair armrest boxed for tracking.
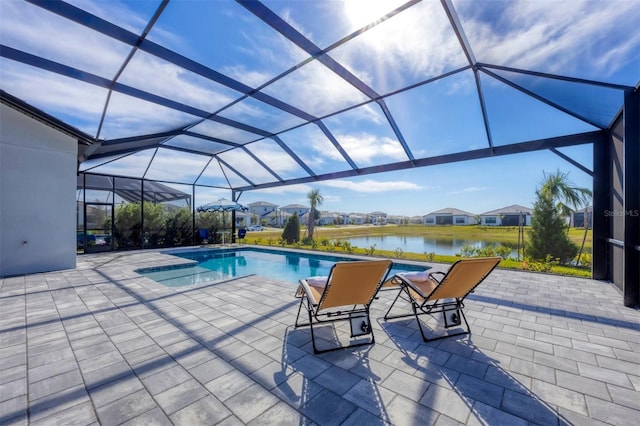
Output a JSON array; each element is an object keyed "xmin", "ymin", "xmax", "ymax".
[
  {"xmin": 428, "ymin": 271, "xmax": 445, "ymax": 283},
  {"xmin": 392, "ymin": 275, "xmax": 426, "ymax": 299},
  {"xmin": 296, "ymin": 278, "xmax": 326, "ymax": 305}
]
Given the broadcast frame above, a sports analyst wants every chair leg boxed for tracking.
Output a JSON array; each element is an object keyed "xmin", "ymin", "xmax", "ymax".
[
  {"xmin": 384, "ymin": 286, "xmax": 414, "ymax": 320},
  {"xmin": 308, "ymin": 311, "xmax": 377, "ymax": 354},
  {"xmin": 415, "ymin": 305, "xmax": 471, "ymax": 342},
  {"xmin": 308, "ymin": 306, "xmax": 322, "ymax": 354},
  {"xmin": 294, "ymin": 296, "xmax": 310, "ymax": 328}
]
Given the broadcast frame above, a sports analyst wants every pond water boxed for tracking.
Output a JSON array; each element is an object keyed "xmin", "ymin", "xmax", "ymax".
[{"xmin": 342, "ymin": 235, "xmax": 517, "ymax": 257}]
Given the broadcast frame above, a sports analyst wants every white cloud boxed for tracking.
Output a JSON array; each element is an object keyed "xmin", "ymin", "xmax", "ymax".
[
  {"xmin": 457, "ymin": 0, "xmax": 640, "ymax": 78},
  {"xmin": 448, "ymin": 186, "xmax": 490, "ymax": 195},
  {"xmin": 251, "ymin": 183, "xmax": 315, "ymax": 196},
  {"xmin": 100, "ymin": 93, "xmax": 199, "ymax": 139},
  {"xmin": 65, "ymin": 0, "xmax": 151, "ymax": 34},
  {"xmin": 1, "ymin": 1, "xmax": 131, "ymax": 78},
  {"xmin": 246, "ymin": 140, "xmax": 308, "ymax": 178},
  {"xmin": 261, "ymin": 60, "xmax": 370, "ymax": 117},
  {"xmin": 321, "ymin": 179, "xmax": 423, "ymax": 193},
  {"xmin": 331, "ymin": 1, "xmax": 468, "ymax": 92},
  {"xmin": 118, "ymin": 53, "xmax": 238, "ymax": 113},
  {"xmin": 333, "ymin": 133, "xmax": 408, "ymax": 165},
  {"xmin": 145, "ymin": 149, "xmax": 211, "ymax": 183}
]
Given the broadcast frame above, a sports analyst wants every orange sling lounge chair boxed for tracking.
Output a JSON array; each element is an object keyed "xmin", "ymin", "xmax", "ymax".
[
  {"xmin": 384, "ymin": 257, "xmax": 501, "ymax": 342},
  {"xmin": 295, "ymin": 260, "xmax": 393, "ymax": 354}
]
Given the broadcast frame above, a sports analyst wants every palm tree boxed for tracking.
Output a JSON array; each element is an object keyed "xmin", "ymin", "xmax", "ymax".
[
  {"xmin": 307, "ymin": 189, "xmax": 323, "ymax": 240},
  {"xmin": 540, "ymin": 170, "xmax": 592, "ymax": 227}
]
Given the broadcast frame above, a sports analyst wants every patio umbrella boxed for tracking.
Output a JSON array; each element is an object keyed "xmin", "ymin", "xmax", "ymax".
[
  {"xmin": 197, "ymin": 198, "xmax": 248, "ymax": 243},
  {"xmin": 197, "ymin": 198, "xmax": 248, "ymax": 213}
]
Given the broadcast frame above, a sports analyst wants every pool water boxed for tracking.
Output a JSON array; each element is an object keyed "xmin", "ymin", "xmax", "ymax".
[{"xmin": 137, "ymin": 248, "xmax": 426, "ymax": 288}]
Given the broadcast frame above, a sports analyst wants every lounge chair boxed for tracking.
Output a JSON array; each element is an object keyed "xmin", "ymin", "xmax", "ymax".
[
  {"xmin": 295, "ymin": 259, "xmax": 393, "ymax": 354},
  {"xmin": 384, "ymin": 257, "xmax": 501, "ymax": 342}
]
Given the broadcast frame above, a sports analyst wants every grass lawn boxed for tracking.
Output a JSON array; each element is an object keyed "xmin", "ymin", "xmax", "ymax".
[{"xmin": 244, "ymin": 224, "xmax": 593, "ymax": 278}]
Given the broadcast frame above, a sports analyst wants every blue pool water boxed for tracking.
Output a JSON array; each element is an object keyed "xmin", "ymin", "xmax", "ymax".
[{"xmin": 137, "ymin": 248, "xmax": 426, "ymax": 288}]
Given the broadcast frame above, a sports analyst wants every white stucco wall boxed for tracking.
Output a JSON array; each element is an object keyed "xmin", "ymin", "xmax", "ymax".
[{"xmin": 0, "ymin": 104, "xmax": 77, "ymax": 276}]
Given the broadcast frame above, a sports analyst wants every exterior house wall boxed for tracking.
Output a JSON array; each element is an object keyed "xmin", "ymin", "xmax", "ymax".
[
  {"xmin": 453, "ymin": 216, "xmax": 471, "ymax": 225},
  {"xmin": 481, "ymin": 214, "xmax": 531, "ymax": 226},
  {"xmin": 386, "ymin": 215, "xmax": 404, "ymax": 224},
  {"xmin": 425, "ymin": 214, "xmax": 477, "ymax": 225},
  {"xmin": 1, "ymin": 105, "xmax": 77, "ymax": 276},
  {"xmin": 481, "ymin": 205, "xmax": 532, "ymax": 226},
  {"xmin": 235, "ymin": 212, "xmax": 251, "ymax": 227},
  {"xmin": 368, "ymin": 212, "xmax": 387, "ymax": 224},
  {"xmin": 408, "ymin": 216, "xmax": 423, "ymax": 224},
  {"xmin": 424, "ymin": 215, "xmax": 436, "ymax": 225},
  {"xmin": 280, "ymin": 206, "xmax": 309, "ymax": 217},
  {"xmin": 481, "ymin": 216, "xmax": 501, "ymax": 226},
  {"xmin": 348, "ymin": 215, "xmax": 366, "ymax": 224},
  {"xmin": 318, "ymin": 213, "xmax": 340, "ymax": 225},
  {"xmin": 248, "ymin": 203, "xmax": 277, "ymax": 225}
]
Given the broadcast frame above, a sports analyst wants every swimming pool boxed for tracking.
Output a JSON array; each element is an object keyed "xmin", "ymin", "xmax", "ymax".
[{"xmin": 136, "ymin": 247, "xmax": 427, "ymax": 288}]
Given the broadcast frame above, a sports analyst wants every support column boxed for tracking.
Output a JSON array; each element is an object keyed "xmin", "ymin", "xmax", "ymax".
[
  {"xmin": 624, "ymin": 89, "xmax": 639, "ymax": 307},
  {"xmin": 231, "ymin": 190, "xmax": 237, "ymax": 244},
  {"xmin": 592, "ymin": 131, "xmax": 609, "ymax": 280}
]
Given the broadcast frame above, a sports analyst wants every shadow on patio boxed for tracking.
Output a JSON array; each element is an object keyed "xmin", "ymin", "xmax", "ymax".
[{"xmin": 1, "ymin": 251, "xmax": 639, "ymax": 425}]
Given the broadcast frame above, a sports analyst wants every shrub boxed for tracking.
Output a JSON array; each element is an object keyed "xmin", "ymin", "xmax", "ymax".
[
  {"xmin": 524, "ymin": 255, "xmax": 558, "ymax": 272},
  {"xmin": 281, "ymin": 213, "xmax": 300, "ymax": 244},
  {"xmin": 457, "ymin": 243, "xmax": 479, "ymax": 257},
  {"xmin": 576, "ymin": 253, "xmax": 592, "ymax": 268},
  {"xmin": 528, "ymin": 192, "xmax": 577, "ymax": 264}
]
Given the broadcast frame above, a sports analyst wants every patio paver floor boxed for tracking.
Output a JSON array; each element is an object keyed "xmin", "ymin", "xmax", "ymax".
[{"xmin": 1, "ymin": 248, "xmax": 639, "ymax": 425}]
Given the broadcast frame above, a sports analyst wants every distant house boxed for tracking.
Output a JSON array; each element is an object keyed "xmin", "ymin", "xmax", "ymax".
[
  {"xmin": 386, "ymin": 215, "xmax": 405, "ymax": 224},
  {"xmin": 234, "ymin": 211, "xmax": 251, "ymax": 228},
  {"xmin": 262, "ymin": 210, "xmax": 291, "ymax": 227},
  {"xmin": 318, "ymin": 211, "xmax": 342, "ymax": 225},
  {"xmin": 368, "ymin": 211, "xmax": 387, "ymax": 224},
  {"xmin": 280, "ymin": 204, "xmax": 309, "ymax": 217},
  {"xmin": 423, "ymin": 208, "xmax": 477, "ymax": 226},
  {"xmin": 347, "ymin": 213, "xmax": 367, "ymax": 225},
  {"xmin": 247, "ymin": 201, "xmax": 278, "ymax": 226},
  {"xmin": 277, "ymin": 204, "xmax": 309, "ymax": 227},
  {"xmin": 571, "ymin": 206, "xmax": 593, "ymax": 228},
  {"xmin": 408, "ymin": 216, "xmax": 424, "ymax": 224},
  {"xmin": 481, "ymin": 205, "xmax": 532, "ymax": 226}
]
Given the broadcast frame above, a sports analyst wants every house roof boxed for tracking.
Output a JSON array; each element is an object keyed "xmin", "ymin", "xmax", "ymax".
[
  {"xmin": 320, "ymin": 211, "xmax": 341, "ymax": 218},
  {"xmin": 248, "ymin": 201, "xmax": 278, "ymax": 208},
  {"xmin": 280, "ymin": 204, "xmax": 308, "ymax": 209},
  {"xmin": 481, "ymin": 204, "xmax": 533, "ymax": 215},
  {"xmin": 426, "ymin": 207, "xmax": 475, "ymax": 216}
]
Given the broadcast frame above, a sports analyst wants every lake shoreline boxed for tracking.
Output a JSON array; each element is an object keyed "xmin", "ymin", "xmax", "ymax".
[{"xmin": 245, "ymin": 224, "xmax": 592, "ymax": 277}]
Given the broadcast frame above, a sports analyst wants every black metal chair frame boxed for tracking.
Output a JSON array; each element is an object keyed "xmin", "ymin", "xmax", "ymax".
[
  {"xmin": 295, "ymin": 260, "xmax": 392, "ymax": 354},
  {"xmin": 384, "ymin": 258, "xmax": 500, "ymax": 342}
]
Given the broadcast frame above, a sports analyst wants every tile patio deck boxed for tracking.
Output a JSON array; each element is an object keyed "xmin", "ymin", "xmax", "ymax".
[{"xmin": 1, "ymin": 247, "xmax": 639, "ymax": 425}]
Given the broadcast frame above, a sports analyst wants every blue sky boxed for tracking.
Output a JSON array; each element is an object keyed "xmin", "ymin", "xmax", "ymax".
[
  {"xmin": 1, "ymin": 0, "xmax": 638, "ymax": 216},
  {"xmin": 238, "ymin": 147, "xmax": 594, "ymax": 216}
]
